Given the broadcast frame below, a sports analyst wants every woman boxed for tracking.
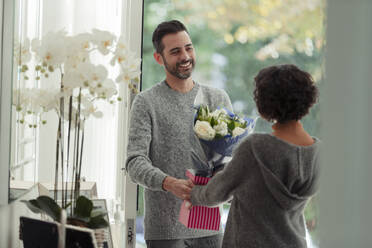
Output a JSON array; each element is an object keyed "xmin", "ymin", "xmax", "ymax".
[{"xmin": 189, "ymin": 64, "xmax": 320, "ymax": 248}]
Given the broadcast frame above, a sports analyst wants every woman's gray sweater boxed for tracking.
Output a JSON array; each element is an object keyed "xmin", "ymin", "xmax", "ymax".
[{"xmin": 191, "ymin": 133, "xmax": 321, "ymax": 248}]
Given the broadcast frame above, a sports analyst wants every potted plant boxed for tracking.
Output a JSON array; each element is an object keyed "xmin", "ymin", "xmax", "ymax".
[{"xmin": 13, "ymin": 29, "xmax": 141, "ymax": 247}]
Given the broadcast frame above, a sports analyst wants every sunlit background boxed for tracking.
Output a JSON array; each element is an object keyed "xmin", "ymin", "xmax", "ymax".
[{"xmin": 137, "ymin": 0, "xmax": 325, "ymax": 247}]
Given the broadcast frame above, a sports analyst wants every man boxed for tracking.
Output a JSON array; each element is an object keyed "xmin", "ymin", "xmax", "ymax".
[{"xmin": 126, "ymin": 20, "xmax": 232, "ymax": 248}]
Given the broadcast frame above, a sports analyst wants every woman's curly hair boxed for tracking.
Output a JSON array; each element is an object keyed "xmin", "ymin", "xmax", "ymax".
[{"xmin": 253, "ymin": 64, "xmax": 318, "ymax": 123}]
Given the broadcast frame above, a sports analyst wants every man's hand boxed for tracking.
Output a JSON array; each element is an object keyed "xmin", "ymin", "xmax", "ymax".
[{"xmin": 162, "ymin": 176, "xmax": 194, "ymax": 200}]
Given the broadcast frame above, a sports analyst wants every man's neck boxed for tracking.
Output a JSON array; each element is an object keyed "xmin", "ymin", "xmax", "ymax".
[{"xmin": 165, "ymin": 76, "xmax": 194, "ymax": 93}]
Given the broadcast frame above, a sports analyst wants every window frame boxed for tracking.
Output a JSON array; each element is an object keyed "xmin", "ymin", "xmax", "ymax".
[
  {"xmin": 0, "ymin": 0, "xmax": 15, "ymax": 205},
  {"xmin": 117, "ymin": 0, "xmax": 144, "ymax": 246}
]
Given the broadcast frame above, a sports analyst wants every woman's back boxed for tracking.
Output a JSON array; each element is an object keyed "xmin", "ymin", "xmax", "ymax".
[{"xmin": 221, "ymin": 133, "xmax": 321, "ymax": 248}]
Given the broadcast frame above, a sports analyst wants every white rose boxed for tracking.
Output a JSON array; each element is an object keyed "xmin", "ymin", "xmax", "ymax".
[
  {"xmin": 232, "ymin": 127, "xmax": 246, "ymax": 137},
  {"xmin": 194, "ymin": 120, "xmax": 216, "ymax": 140},
  {"xmin": 211, "ymin": 108, "xmax": 227, "ymax": 119},
  {"xmin": 213, "ymin": 121, "xmax": 228, "ymax": 137}
]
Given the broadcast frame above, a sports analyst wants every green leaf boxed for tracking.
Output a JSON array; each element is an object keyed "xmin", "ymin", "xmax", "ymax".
[
  {"xmin": 90, "ymin": 208, "xmax": 108, "ymax": 218},
  {"xmin": 35, "ymin": 196, "xmax": 62, "ymax": 221},
  {"xmin": 74, "ymin": 196, "xmax": 93, "ymax": 218},
  {"xmin": 67, "ymin": 217, "xmax": 89, "ymax": 227},
  {"xmin": 234, "ymin": 121, "xmax": 242, "ymax": 128},
  {"xmin": 21, "ymin": 199, "xmax": 43, "ymax": 214},
  {"xmin": 69, "ymin": 216, "xmax": 90, "ymax": 224},
  {"xmin": 63, "ymin": 202, "xmax": 72, "ymax": 209},
  {"xmin": 210, "ymin": 117, "xmax": 217, "ymax": 127},
  {"xmin": 198, "ymin": 105, "xmax": 209, "ymax": 121},
  {"xmin": 241, "ymin": 120, "xmax": 248, "ymax": 128},
  {"xmin": 228, "ymin": 120, "xmax": 235, "ymax": 132},
  {"xmin": 87, "ymin": 216, "xmax": 109, "ymax": 229},
  {"xmin": 215, "ymin": 133, "xmax": 223, "ymax": 139}
]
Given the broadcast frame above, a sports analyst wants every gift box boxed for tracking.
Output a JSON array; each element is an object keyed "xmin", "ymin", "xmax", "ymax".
[{"xmin": 179, "ymin": 169, "xmax": 221, "ymax": 231}]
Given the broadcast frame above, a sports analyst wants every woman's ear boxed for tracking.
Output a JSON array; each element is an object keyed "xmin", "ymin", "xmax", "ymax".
[{"xmin": 153, "ymin": 52, "xmax": 164, "ymax": 65}]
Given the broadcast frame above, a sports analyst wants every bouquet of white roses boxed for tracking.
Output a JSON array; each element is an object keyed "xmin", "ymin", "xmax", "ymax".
[
  {"xmin": 194, "ymin": 104, "xmax": 256, "ymax": 158},
  {"xmin": 179, "ymin": 105, "xmax": 256, "ymax": 230}
]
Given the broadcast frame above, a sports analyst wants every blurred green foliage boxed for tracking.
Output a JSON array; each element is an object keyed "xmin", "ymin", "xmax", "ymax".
[{"xmin": 142, "ymin": 0, "xmax": 324, "ymax": 136}]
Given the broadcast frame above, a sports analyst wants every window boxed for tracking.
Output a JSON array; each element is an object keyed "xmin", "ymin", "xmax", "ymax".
[
  {"xmin": 2, "ymin": 1, "xmax": 143, "ymax": 246},
  {"xmin": 10, "ymin": 0, "xmax": 42, "ymax": 201},
  {"xmin": 138, "ymin": 1, "xmax": 325, "ymax": 247},
  {"xmin": 7, "ymin": 1, "xmax": 143, "ymax": 246}
]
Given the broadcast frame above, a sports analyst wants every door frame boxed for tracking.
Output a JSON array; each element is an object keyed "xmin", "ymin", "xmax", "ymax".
[{"xmin": 0, "ymin": 0, "xmax": 15, "ymax": 206}]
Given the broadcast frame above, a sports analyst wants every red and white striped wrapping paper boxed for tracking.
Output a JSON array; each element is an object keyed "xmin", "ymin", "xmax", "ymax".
[{"xmin": 179, "ymin": 169, "xmax": 221, "ymax": 231}]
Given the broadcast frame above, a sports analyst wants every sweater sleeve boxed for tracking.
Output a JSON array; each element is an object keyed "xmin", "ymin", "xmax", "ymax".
[
  {"xmin": 190, "ymin": 138, "xmax": 251, "ymax": 206},
  {"xmin": 125, "ymin": 94, "xmax": 168, "ymax": 191}
]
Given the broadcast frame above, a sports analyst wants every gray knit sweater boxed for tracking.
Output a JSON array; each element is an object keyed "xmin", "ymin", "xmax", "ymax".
[
  {"xmin": 191, "ymin": 133, "xmax": 321, "ymax": 248},
  {"xmin": 126, "ymin": 81, "xmax": 232, "ymax": 240}
]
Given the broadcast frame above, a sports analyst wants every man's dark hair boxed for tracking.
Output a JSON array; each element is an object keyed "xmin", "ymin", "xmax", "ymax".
[
  {"xmin": 253, "ymin": 64, "xmax": 318, "ymax": 123},
  {"xmin": 152, "ymin": 20, "xmax": 189, "ymax": 54}
]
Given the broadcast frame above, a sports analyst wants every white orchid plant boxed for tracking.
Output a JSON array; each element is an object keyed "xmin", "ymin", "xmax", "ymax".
[
  {"xmin": 13, "ymin": 29, "xmax": 141, "ymax": 227},
  {"xmin": 13, "ymin": 29, "xmax": 140, "ymax": 128}
]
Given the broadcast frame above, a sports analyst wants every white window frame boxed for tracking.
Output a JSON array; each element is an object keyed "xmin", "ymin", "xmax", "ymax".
[
  {"xmin": 0, "ymin": 0, "xmax": 15, "ymax": 206},
  {"xmin": 117, "ymin": 0, "xmax": 144, "ymax": 246}
]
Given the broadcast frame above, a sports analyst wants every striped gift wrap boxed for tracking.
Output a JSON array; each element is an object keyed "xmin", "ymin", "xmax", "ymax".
[{"xmin": 179, "ymin": 169, "xmax": 221, "ymax": 230}]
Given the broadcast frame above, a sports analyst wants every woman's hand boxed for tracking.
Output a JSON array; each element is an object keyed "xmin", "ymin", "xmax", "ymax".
[
  {"xmin": 185, "ymin": 200, "xmax": 193, "ymax": 209},
  {"xmin": 184, "ymin": 179, "xmax": 195, "ymax": 209}
]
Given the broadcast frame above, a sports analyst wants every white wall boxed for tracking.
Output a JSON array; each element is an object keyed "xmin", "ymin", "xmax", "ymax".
[{"xmin": 320, "ymin": 0, "xmax": 372, "ymax": 247}]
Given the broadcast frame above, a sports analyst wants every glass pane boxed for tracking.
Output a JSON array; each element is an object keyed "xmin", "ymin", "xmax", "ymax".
[
  {"xmin": 8, "ymin": 3, "xmax": 141, "ymax": 247},
  {"xmin": 141, "ymin": 0, "xmax": 325, "ymax": 247},
  {"xmin": 10, "ymin": 0, "xmax": 130, "ymax": 206},
  {"xmin": 5, "ymin": 1, "xmax": 142, "ymax": 247},
  {"xmin": 9, "ymin": 0, "xmax": 41, "ymax": 202}
]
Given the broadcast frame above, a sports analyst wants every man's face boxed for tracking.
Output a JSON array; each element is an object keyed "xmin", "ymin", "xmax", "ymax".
[{"xmin": 159, "ymin": 31, "xmax": 196, "ymax": 80}]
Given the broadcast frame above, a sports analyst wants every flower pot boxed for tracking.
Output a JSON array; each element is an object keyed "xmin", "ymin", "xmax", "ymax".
[{"xmin": 20, "ymin": 216, "xmax": 97, "ymax": 248}]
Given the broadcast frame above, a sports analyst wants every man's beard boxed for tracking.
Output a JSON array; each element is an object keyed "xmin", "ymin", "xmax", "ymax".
[{"xmin": 163, "ymin": 56, "xmax": 195, "ymax": 80}]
